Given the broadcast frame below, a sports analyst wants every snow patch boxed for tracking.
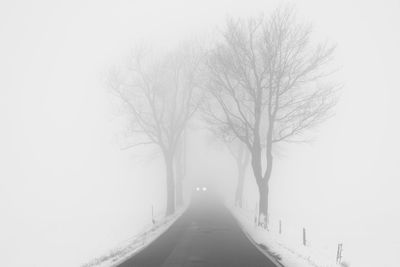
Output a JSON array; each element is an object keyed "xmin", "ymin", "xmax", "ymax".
[
  {"xmin": 81, "ymin": 206, "xmax": 187, "ymax": 267},
  {"xmin": 229, "ymin": 205, "xmax": 348, "ymax": 267}
]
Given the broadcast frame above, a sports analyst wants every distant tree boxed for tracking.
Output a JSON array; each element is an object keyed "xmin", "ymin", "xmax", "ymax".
[
  {"xmin": 109, "ymin": 44, "xmax": 202, "ymax": 215},
  {"xmin": 174, "ymin": 129, "xmax": 187, "ymax": 207},
  {"xmin": 203, "ymin": 7, "xmax": 338, "ymax": 226},
  {"xmin": 227, "ymin": 140, "xmax": 250, "ymax": 207},
  {"xmin": 204, "ymin": 123, "xmax": 251, "ymax": 208}
]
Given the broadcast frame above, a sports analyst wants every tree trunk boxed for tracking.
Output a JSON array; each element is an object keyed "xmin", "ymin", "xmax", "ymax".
[
  {"xmin": 164, "ymin": 154, "xmax": 175, "ymax": 216},
  {"xmin": 249, "ymin": 140, "xmax": 273, "ymax": 228},
  {"xmin": 174, "ymin": 129, "xmax": 186, "ymax": 208},
  {"xmin": 250, "ymin": 142, "xmax": 265, "ymax": 225},
  {"xmin": 235, "ymin": 167, "xmax": 245, "ymax": 207},
  {"xmin": 259, "ymin": 143, "xmax": 273, "ymax": 228},
  {"xmin": 258, "ymin": 180, "xmax": 269, "ymax": 228},
  {"xmin": 175, "ymin": 176, "xmax": 183, "ymax": 207},
  {"xmin": 174, "ymin": 149, "xmax": 184, "ymax": 207}
]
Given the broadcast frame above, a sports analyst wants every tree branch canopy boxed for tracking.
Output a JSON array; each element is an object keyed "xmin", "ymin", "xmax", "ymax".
[
  {"xmin": 203, "ymin": 6, "xmax": 338, "ymax": 185},
  {"xmin": 110, "ymin": 44, "xmax": 203, "ymax": 155},
  {"xmin": 204, "ymin": 7, "xmax": 338, "ymax": 150}
]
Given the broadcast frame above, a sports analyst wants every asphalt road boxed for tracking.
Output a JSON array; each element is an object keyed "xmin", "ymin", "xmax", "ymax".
[{"xmin": 117, "ymin": 192, "xmax": 277, "ymax": 267}]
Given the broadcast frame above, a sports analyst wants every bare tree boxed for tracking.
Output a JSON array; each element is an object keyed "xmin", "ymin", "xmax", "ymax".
[
  {"xmin": 174, "ymin": 128, "xmax": 186, "ymax": 207},
  {"xmin": 204, "ymin": 7, "xmax": 338, "ymax": 226},
  {"xmin": 109, "ymin": 44, "xmax": 202, "ymax": 215},
  {"xmin": 227, "ymin": 140, "xmax": 250, "ymax": 208},
  {"xmin": 205, "ymin": 124, "xmax": 251, "ymax": 208}
]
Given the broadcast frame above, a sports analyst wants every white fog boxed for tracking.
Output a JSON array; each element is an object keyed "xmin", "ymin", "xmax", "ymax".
[{"xmin": 0, "ymin": 1, "xmax": 399, "ymax": 267}]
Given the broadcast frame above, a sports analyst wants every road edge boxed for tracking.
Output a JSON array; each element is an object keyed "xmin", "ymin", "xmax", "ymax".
[
  {"xmin": 227, "ymin": 205, "xmax": 286, "ymax": 267},
  {"xmin": 110, "ymin": 204, "xmax": 189, "ymax": 267}
]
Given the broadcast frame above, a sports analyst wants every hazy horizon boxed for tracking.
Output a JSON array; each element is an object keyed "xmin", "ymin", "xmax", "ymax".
[{"xmin": 1, "ymin": 0, "xmax": 399, "ymax": 266}]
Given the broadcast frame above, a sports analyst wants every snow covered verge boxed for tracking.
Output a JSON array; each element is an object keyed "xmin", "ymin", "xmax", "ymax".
[
  {"xmin": 80, "ymin": 206, "xmax": 187, "ymax": 267},
  {"xmin": 228, "ymin": 205, "xmax": 349, "ymax": 267}
]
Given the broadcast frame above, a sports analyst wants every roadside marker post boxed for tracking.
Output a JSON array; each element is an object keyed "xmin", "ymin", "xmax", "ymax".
[
  {"xmin": 336, "ymin": 243, "xmax": 343, "ymax": 263},
  {"xmin": 279, "ymin": 220, "xmax": 282, "ymax": 234},
  {"xmin": 302, "ymin": 227, "xmax": 307, "ymax": 246}
]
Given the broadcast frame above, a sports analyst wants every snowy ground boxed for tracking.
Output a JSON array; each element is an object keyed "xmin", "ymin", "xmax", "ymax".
[
  {"xmin": 229, "ymin": 205, "xmax": 347, "ymax": 267},
  {"xmin": 80, "ymin": 206, "xmax": 187, "ymax": 267}
]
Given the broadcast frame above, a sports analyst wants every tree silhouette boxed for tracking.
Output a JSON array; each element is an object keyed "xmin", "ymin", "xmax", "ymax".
[
  {"xmin": 203, "ymin": 7, "xmax": 338, "ymax": 225},
  {"xmin": 110, "ymin": 45, "xmax": 202, "ymax": 215}
]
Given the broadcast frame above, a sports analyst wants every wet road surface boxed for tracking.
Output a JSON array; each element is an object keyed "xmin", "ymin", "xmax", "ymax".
[{"xmin": 117, "ymin": 194, "xmax": 277, "ymax": 267}]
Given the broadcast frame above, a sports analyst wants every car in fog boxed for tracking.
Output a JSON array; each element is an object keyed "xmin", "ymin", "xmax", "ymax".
[
  {"xmin": 195, "ymin": 186, "xmax": 208, "ymax": 192},
  {"xmin": 192, "ymin": 185, "xmax": 210, "ymax": 202}
]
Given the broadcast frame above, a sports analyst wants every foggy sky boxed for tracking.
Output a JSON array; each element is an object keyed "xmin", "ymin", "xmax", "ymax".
[{"xmin": 1, "ymin": 0, "xmax": 400, "ymax": 266}]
